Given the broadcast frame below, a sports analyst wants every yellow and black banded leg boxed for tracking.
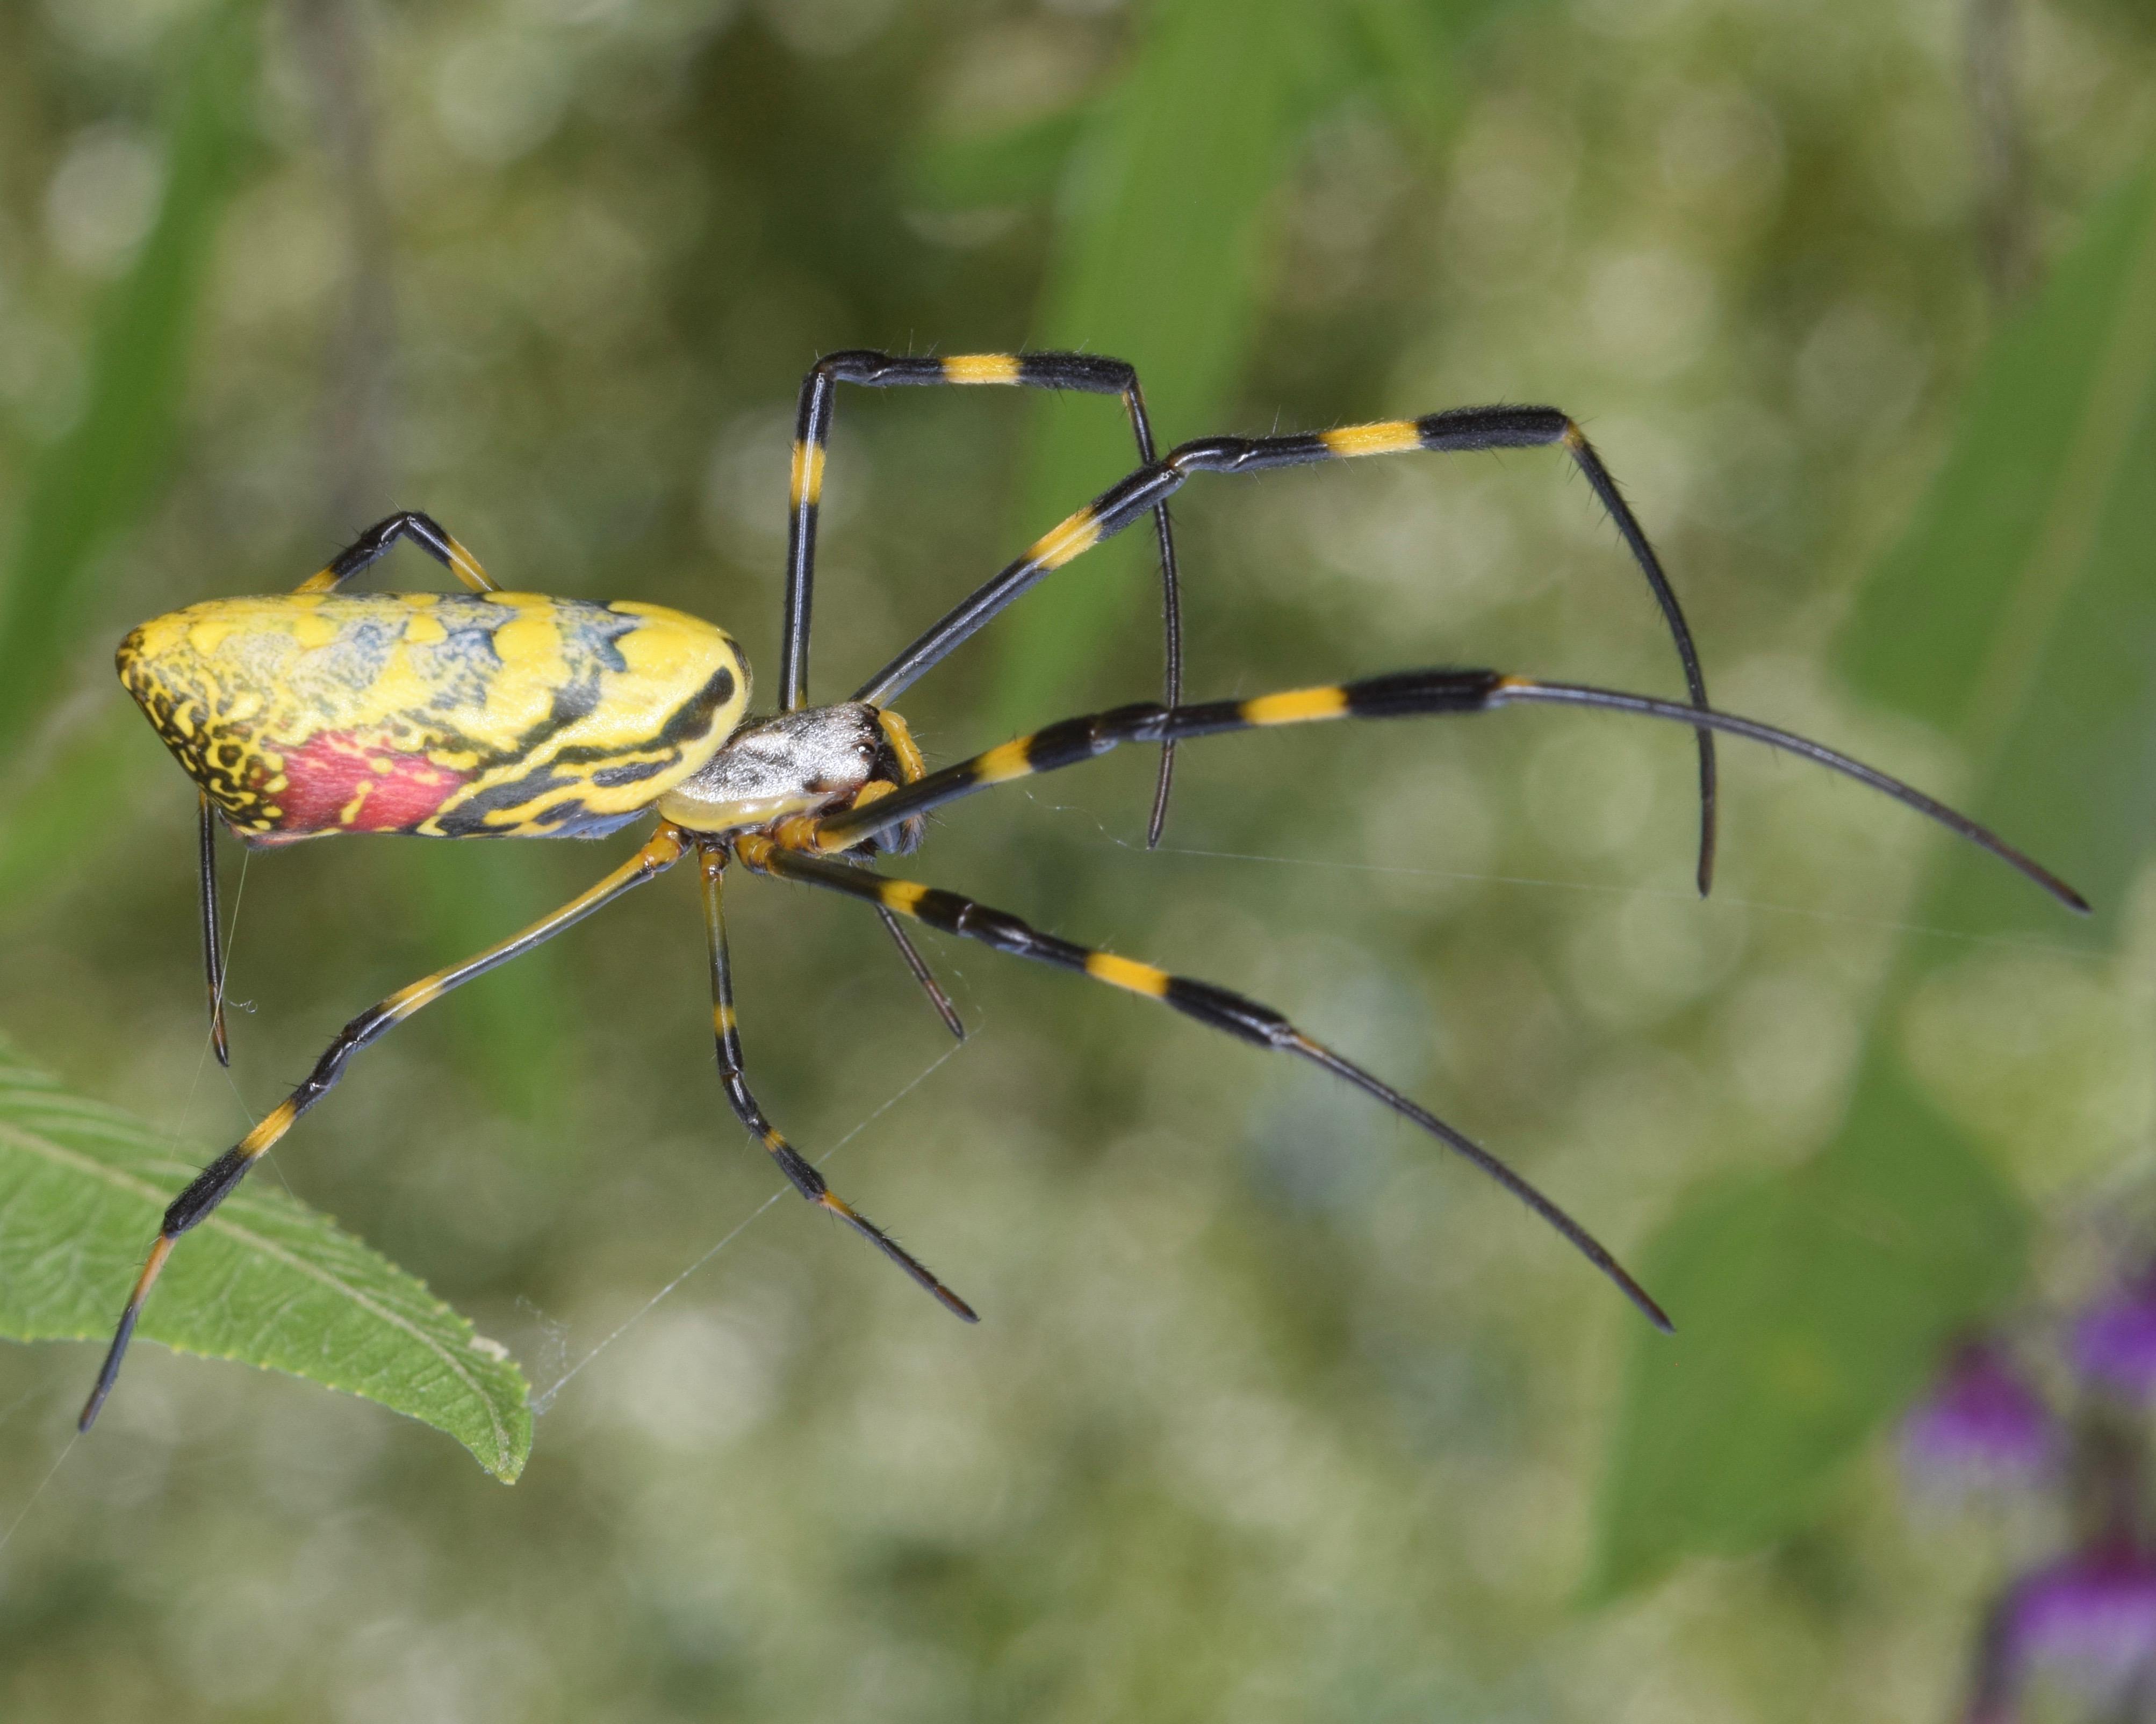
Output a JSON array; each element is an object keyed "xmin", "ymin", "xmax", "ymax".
[
  {"xmin": 294, "ymin": 510, "xmax": 497, "ymax": 594},
  {"xmin": 736, "ymin": 833, "xmax": 1671, "ymax": 1331},
  {"xmin": 78, "ymin": 825, "xmax": 691, "ymax": 1432},
  {"xmin": 198, "ymin": 792, "xmax": 231, "ymax": 1067},
  {"xmin": 853, "ymin": 406, "xmax": 1721, "ymax": 894},
  {"xmin": 784, "ymin": 349, "xmax": 1184, "ymax": 844},
  {"xmin": 699, "ymin": 848, "xmax": 975, "ymax": 1319},
  {"xmin": 813, "ymin": 673, "xmax": 2086, "ymax": 913}
]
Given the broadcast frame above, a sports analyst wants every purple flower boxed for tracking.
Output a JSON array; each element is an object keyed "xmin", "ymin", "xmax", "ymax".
[
  {"xmin": 1902, "ymin": 1340, "xmax": 2057, "ymax": 1492},
  {"xmin": 2071, "ymin": 1271, "xmax": 2156, "ymax": 1401},
  {"xmin": 1967, "ymin": 1538, "xmax": 2156, "ymax": 1720}
]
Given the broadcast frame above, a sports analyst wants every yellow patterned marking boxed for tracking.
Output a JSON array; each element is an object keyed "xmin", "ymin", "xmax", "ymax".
[
  {"xmin": 443, "ymin": 536, "xmax": 493, "ymax": 592},
  {"xmin": 973, "ymin": 739, "xmax": 1035, "ymax": 785},
  {"xmin": 790, "ymin": 439, "xmax": 827, "ymax": 509},
  {"xmin": 240, "ymin": 1099, "xmax": 299, "ymax": 1159},
  {"xmin": 943, "ymin": 353, "xmax": 1022, "ymax": 385},
  {"xmin": 1026, "ymin": 509, "xmax": 1102, "ymax": 571},
  {"xmin": 877, "ymin": 709, "xmax": 925, "ymax": 783},
  {"xmin": 1086, "ymin": 951, "xmax": 1170, "ymax": 998},
  {"xmin": 388, "ymin": 977, "xmax": 447, "ymax": 1016},
  {"xmin": 879, "ymin": 878, "xmax": 929, "ymax": 916},
  {"xmin": 1241, "ymin": 686, "xmax": 1350, "ymax": 726},
  {"xmin": 1561, "ymin": 421, "xmax": 1586, "ymax": 451},
  {"xmin": 1321, "ymin": 421, "xmax": 1424, "ymax": 458},
  {"xmin": 852, "ymin": 780, "xmax": 896, "ymax": 809},
  {"xmin": 296, "ymin": 566, "xmax": 339, "ymax": 594},
  {"xmin": 713, "ymin": 1002, "xmax": 735, "ymax": 1035},
  {"xmin": 486, "ymin": 602, "xmax": 563, "ymax": 675}
]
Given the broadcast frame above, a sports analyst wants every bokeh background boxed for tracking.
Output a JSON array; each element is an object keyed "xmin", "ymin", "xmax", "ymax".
[{"xmin": 1, "ymin": 0, "xmax": 2153, "ymax": 1717}]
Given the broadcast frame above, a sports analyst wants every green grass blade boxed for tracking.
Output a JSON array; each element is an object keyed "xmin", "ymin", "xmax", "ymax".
[
  {"xmin": 0, "ymin": 1, "xmax": 256, "ymax": 758},
  {"xmin": 0, "ymin": 1034, "xmax": 533, "ymax": 1482},
  {"xmin": 1590, "ymin": 163, "xmax": 2156, "ymax": 1599}
]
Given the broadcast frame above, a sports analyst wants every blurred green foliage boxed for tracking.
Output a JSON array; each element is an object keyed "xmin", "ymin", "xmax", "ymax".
[{"xmin": 0, "ymin": 0, "xmax": 2153, "ymax": 1719}]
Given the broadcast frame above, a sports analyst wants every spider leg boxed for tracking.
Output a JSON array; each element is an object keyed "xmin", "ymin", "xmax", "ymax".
[
  {"xmin": 813, "ymin": 672, "xmax": 2086, "ymax": 915},
  {"xmin": 736, "ymin": 834, "xmax": 1672, "ymax": 1333},
  {"xmin": 782, "ymin": 350, "xmax": 1182, "ymax": 843},
  {"xmin": 875, "ymin": 905, "xmax": 966, "ymax": 1041},
  {"xmin": 293, "ymin": 509, "xmax": 495, "ymax": 594},
  {"xmin": 698, "ymin": 848, "xmax": 975, "ymax": 1318},
  {"xmin": 198, "ymin": 792, "xmax": 230, "ymax": 1066},
  {"xmin": 853, "ymin": 408, "xmax": 1718, "ymax": 893},
  {"xmin": 851, "ymin": 712, "xmax": 964, "ymax": 1035},
  {"xmin": 77, "ymin": 824, "xmax": 690, "ymax": 1432}
]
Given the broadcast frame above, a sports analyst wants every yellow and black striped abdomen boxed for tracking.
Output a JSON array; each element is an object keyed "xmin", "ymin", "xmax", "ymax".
[{"xmin": 117, "ymin": 593, "xmax": 749, "ymax": 841}]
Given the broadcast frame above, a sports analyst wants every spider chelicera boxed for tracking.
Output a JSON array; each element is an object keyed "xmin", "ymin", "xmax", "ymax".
[{"xmin": 80, "ymin": 349, "xmax": 2086, "ymax": 1431}]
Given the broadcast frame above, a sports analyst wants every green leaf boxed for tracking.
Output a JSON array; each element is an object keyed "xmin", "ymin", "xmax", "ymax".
[
  {"xmin": 0, "ymin": 1034, "xmax": 532, "ymax": 1482},
  {"xmin": 1592, "ymin": 1091, "xmax": 2028, "ymax": 1592},
  {"xmin": 1591, "ymin": 163, "xmax": 2156, "ymax": 1599},
  {"xmin": 0, "ymin": 0, "xmax": 257, "ymax": 756}
]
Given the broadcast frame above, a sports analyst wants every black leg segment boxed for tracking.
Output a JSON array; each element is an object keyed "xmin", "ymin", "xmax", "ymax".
[
  {"xmin": 853, "ymin": 405, "xmax": 1719, "ymax": 891},
  {"xmin": 812, "ymin": 671, "xmax": 2085, "ymax": 914},
  {"xmin": 198, "ymin": 792, "xmax": 229, "ymax": 1066},
  {"xmin": 780, "ymin": 349, "xmax": 1184, "ymax": 843},
  {"xmin": 699, "ymin": 848, "xmax": 975, "ymax": 1318},
  {"xmin": 296, "ymin": 510, "xmax": 496, "ymax": 594},
  {"xmin": 739, "ymin": 834, "xmax": 1672, "ymax": 1333}
]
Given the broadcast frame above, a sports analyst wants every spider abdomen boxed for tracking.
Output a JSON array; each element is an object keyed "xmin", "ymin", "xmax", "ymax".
[{"xmin": 117, "ymin": 592, "xmax": 749, "ymax": 842}]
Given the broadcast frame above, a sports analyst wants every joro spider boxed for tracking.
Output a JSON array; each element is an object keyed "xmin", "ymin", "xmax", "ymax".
[{"xmin": 80, "ymin": 349, "xmax": 2087, "ymax": 1431}]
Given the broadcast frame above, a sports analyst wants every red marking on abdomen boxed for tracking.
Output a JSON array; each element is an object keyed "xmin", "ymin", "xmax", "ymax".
[{"xmin": 273, "ymin": 732, "xmax": 465, "ymax": 834}]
